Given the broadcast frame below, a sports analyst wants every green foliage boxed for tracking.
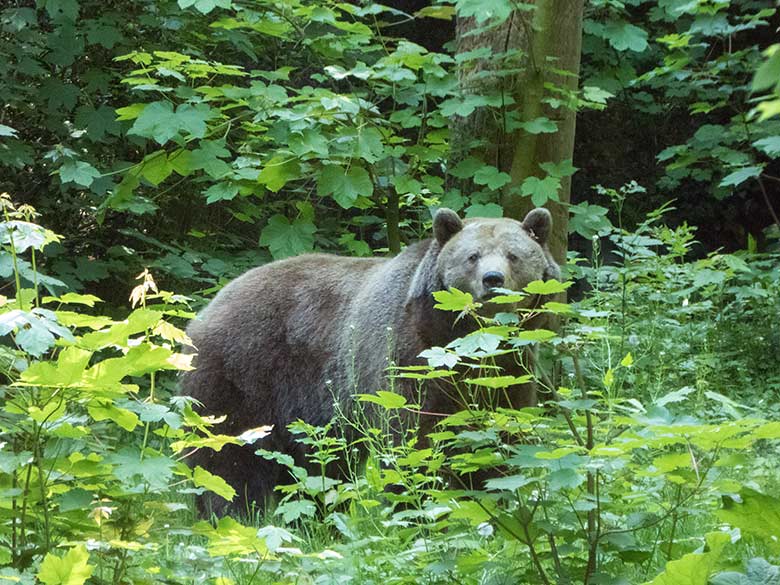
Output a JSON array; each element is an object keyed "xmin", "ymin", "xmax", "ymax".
[
  {"xmin": 581, "ymin": 0, "xmax": 779, "ymax": 229},
  {"xmin": 646, "ymin": 532, "xmax": 730, "ymax": 585},
  {"xmin": 0, "ymin": 0, "xmax": 675, "ymax": 298},
  {"xmin": 0, "ymin": 0, "xmax": 778, "ymax": 583},
  {"xmin": 37, "ymin": 546, "xmax": 94, "ymax": 585},
  {"xmin": 0, "ymin": 200, "xmax": 248, "ymax": 582},
  {"xmin": 0, "ymin": 203, "xmax": 779, "ymax": 583},
  {"xmin": 259, "ymin": 214, "xmax": 317, "ymax": 260}
]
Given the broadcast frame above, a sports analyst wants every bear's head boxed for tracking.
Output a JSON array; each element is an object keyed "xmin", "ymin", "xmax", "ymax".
[{"xmin": 432, "ymin": 207, "xmax": 559, "ymax": 312}]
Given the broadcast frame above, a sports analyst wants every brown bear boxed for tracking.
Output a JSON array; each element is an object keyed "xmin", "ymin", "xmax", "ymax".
[{"xmin": 181, "ymin": 207, "xmax": 559, "ymax": 514}]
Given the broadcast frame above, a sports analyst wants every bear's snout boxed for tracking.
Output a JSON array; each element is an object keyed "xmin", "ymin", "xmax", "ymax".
[{"xmin": 482, "ymin": 271, "xmax": 505, "ymax": 289}]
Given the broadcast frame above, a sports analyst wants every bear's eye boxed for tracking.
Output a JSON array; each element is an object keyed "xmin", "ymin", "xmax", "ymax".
[
  {"xmin": 468, "ymin": 252, "xmax": 479, "ymax": 263},
  {"xmin": 507, "ymin": 252, "xmax": 518, "ymax": 262}
]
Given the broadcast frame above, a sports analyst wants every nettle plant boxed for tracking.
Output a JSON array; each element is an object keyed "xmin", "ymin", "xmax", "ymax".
[{"xmin": 0, "ymin": 196, "xmax": 245, "ymax": 583}]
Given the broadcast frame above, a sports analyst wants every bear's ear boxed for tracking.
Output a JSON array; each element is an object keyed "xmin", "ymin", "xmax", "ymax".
[
  {"xmin": 433, "ymin": 208, "xmax": 463, "ymax": 245},
  {"xmin": 522, "ymin": 208, "xmax": 552, "ymax": 244}
]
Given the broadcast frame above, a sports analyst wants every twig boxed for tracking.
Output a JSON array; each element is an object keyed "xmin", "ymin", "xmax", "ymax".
[
  {"xmin": 571, "ymin": 351, "xmax": 598, "ymax": 583},
  {"xmin": 757, "ymin": 175, "xmax": 780, "ymax": 228}
]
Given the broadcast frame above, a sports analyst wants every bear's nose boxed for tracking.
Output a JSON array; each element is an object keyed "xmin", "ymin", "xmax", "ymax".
[{"xmin": 482, "ymin": 271, "xmax": 505, "ymax": 289}]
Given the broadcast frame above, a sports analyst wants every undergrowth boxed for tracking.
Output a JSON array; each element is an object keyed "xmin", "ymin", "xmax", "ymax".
[{"xmin": 1, "ymin": 194, "xmax": 779, "ymax": 584}]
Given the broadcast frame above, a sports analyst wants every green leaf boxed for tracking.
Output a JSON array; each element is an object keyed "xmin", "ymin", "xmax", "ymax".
[
  {"xmin": 193, "ymin": 517, "xmax": 268, "ymax": 557},
  {"xmin": 179, "ymin": 0, "xmax": 232, "ymax": 15},
  {"xmin": 60, "ymin": 161, "xmax": 100, "ymax": 187},
  {"xmin": 75, "ymin": 105, "xmax": 121, "ymax": 141},
  {"xmin": 78, "ymin": 309, "xmax": 162, "ymax": 350},
  {"xmin": 720, "ymin": 166, "xmax": 763, "ymax": 188},
  {"xmin": 191, "ymin": 139, "xmax": 231, "ymax": 178},
  {"xmin": 44, "ymin": 0, "xmax": 79, "ymax": 22},
  {"xmin": 129, "ymin": 102, "xmax": 177, "ymax": 144},
  {"xmin": 0, "ymin": 124, "xmax": 18, "ymax": 137},
  {"xmin": 419, "ymin": 347, "xmax": 459, "ymax": 369},
  {"xmin": 582, "ymin": 86, "xmax": 614, "ymax": 105},
  {"xmin": 0, "ymin": 220, "xmax": 59, "ymax": 252},
  {"xmin": 753, "ymin": 47, "xmax": 780, "ymax": 92},
  {"xmin": 140, "ymin": 151, "xmax": 173, "ymax": 186},
  {"xmin": 107, "ymin": 448, "xmax": 174, "ymax": 488},
  {"xmin": 439, "ymin": 94, "xmax": 502, "ymax": 117},
  {"xmin": 604, "ymin": 21, "xmax": 648, "ymax": 52},
  {"xmin": 657, "ymin": 386, "xmax": 696, "ymax": 407},
  {"xmin": 176, "ymin": 103, "xmax": 212, "ymax": 139},
  {"xmin": 718, "ymin": 488, "xmax": 780, "ymax": 553},
  {"xmin": 129, "ymin": 102, "xmax": 212, "ymax": 144},
  {"xmin": 0, "ymin": 309, "xmax": 72, "ymax": 357},
  {"xmin": 542, "ymin": 301, "xmax": 572, "ymax": 314},
  {"xmin": 88, "ymin": 403, "xmax": 139, "ymax": 431},
  {"xmin": 488, "ymin": 292, "xmax": 526, "ymax": 304},
  {"xmin": 465, "ymin": 375, "xmax": 532, "ymax": 389},
  {"xmin": 415, "ymin": 5, "xmax": 455, "ymax": 19},
  {"xmin": 204, "ymin": 182, "xmax": 239, "ymax": 203},
  {"xmin": 338, "ymin": 232, "xmax": 371, "ymax": 256},
  {"xmin": 169, "ymin": 149, "xmax": 194, "ymax": 176},
  {"xmin": 520, "ymin": 117, "xmax": 557, "ymax": 134},
  {"xmin": 393, "ymin": 175, "xmax": 422, "ymax": 196},
  {"xmin": 711, "ymin": 560, "xmax": 779, "ymax": 585},
  {"xmin": 432, "ymin": 288, "xmax": 476, "ymax": 312},
  {"xmin": 451, "ymin": 331, "xmax": 503, "ymax": 355},
  {"xmin": 85, "ymin": 20, "xmax": 123, "ymax": 49},
  {"xmin": 317, "ymin": 165, "xmax": 374, "ymax": 208},
  {"xmin": 455, "ymin": 0, "xmax": 513, "ymax": 24},
  {"xmin": 115, "ymin": 103, "xmax": 145, "ymax": 121},
  {"xmin": 38, "ymin": 545, "xmax": 94, "ymax": 585},
  {"xmin": 450, "ymin": 156, "xmax": 484, "ymax": 179},
  {"xmin": 43, "ymin": 292, "xmax": 102, "ymax": 307},
  {"xmin": 119, "ymin": 343, "xmax": 189, "ymax": 376},
  {"xmin": 357, "ymin": 390, "xmax": 408, "ymax": 409},
  {"xmin": 20, "ymin": 346, "xmax": 92, "ymax": 387},
  {"xmin": 473, "ymin": 166, "xmax": 511, "ymax": 190},
  {"xmin": 484, "ymin": 474, "xmax": 536, "ymax": 491},
  {"xmin": 548, "ymin": 468, "xmax": 584, "ymax": 491},
  {"xmin": 354, "ymin": 127, "xmax": 385, "ymax": 163},
  {"xmin": 193, "ymin": 466, "xmax": 236, "ymax": 501},
  {"xmin": 645, "ymin": 532, "xmax": 730, "ymax": 585},
  {"xmin": 259, "ymin": 215, "xmax": 316, "ymax": 259},
  {"xmin": 46, "ymin": 24, "xmax": 85, "ymax": 67},
  {"xmin": 258, "ymin": 156, "xmax": 301, "ymax": 192},
  {"xmin": 520, "ymin": 176, "xmax": 560, "ymax": 206},
  {"xmin": 524, "ymin": 279, "xmax": 572, "ymax": 295},
  {"xmin": 569, "ymin": 202, "xmax": 611, "ymax": 238},
  {"xmin": 29, "ymin": 399, "xmax": 66, "ymax": 424},
  {"xmin": 753, "ymin": 136, "xmax": 780, "ymax": 157},
  {"xmin": 276, "ymin": 500, "xmax": 317, "ymax": 524},
  {"xmin": 539, "ymin": 159, "xmax": 577, "ymax": 178},
  {"xmin": 756, "ymin": 98, "xmax": 780, "ymax": 122},
  {"xmin": 289, "ymin": 129, "xmax": 329, "ymax": 157},
  {"xmin": 465, "ymin": 203, "xmax": 503, "ymax": 218},
  {"xmin": 56, "ymin": 488, "xmax": 94, "ymax": 513},
  {"xmin": 515, "ymin": 329, "xmax": 556, "ymax": 342}
]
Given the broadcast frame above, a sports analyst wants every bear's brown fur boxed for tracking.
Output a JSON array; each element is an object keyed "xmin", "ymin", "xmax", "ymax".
[{"xmin": 182, "ymin": 208, "xmax": 559, "ymax": 514}]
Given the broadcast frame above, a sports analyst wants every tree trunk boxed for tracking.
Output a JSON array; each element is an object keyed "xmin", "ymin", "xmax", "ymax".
[{"xmin": 452, "ymin": 0, "xmax": 585, "ymax": 264}]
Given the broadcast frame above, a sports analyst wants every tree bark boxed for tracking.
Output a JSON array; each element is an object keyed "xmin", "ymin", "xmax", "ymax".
[{"xmin": 453, "ymin": 0, "xmax": 585, "ymax": 264}]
